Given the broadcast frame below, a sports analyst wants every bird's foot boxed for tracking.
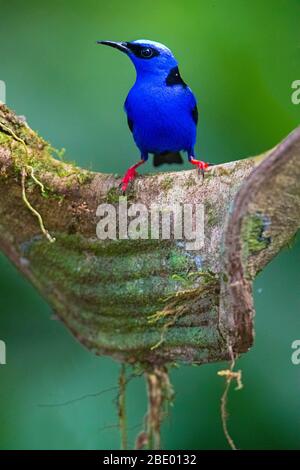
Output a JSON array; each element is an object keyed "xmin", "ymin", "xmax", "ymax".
[
  {"xmin": 121, "ymin": 167, "xmax": 138, "ymax": 192},
  {"xmin": 121, "ymin": 160, "xmax": 145, "ymax": 192},
  {"xmin": 190, "ymin": 157, "xmax": 211, "ymax": 178}
]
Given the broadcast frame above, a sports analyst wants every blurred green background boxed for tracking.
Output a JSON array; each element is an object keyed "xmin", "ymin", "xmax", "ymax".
[{"xmin": 0, "ymin": 0, "xmax": 300, "ymax": 449}]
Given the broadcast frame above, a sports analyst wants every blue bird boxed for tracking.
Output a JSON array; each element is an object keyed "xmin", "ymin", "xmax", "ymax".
[{"xmin": 98, "ymin": 39, "xmax": 210, "ymax": 191}]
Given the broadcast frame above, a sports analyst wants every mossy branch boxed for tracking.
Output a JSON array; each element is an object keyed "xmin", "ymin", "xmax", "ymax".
[{"xmin": 0, "ymin": 103, "xmax": 299, "ymax": 368}]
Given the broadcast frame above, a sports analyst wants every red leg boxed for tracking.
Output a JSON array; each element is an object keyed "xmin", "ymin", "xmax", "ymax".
[
  {"xmin": 189, "ymin": 157, "xmax": 210, "ymax": 177},
  {"xmin": 121, "ymin": 159, "xmax": 145, "ymax": 192}
]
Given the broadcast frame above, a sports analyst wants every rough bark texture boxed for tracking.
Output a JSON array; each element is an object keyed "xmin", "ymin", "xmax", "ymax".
[{"xmin": 0, "ymin": 104, "xmax": 299, "ymax": 366}]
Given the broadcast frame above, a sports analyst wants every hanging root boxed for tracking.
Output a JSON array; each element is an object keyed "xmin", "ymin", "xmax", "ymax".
[
  {"xmin": 118, "ymin": 364, "xmax": 128, "ymax": 450},
  {"xmin": 147, "ymin": 286, "xmax": 202, "ymax": 350},
  {"xmin": 149, "ymin": 305, "xmax": 186, "ymax": 351},
  {"xmin": 21, "ymin": 168, "xmax": 55, "ymax": 243},
  {"xmin": 135, "ymin": 366, "xmax": 174, "ymax": 450},
  {"xmin": 0, "ymin": 121, "xmax": 55, "ymax": 243},
  {"xmin": 217, "ymin": 344, "xmax": 243, "ymax": 450},
  {"xmin": 27, "ymin": 165, "xmax": 46, "ymax": 193}
]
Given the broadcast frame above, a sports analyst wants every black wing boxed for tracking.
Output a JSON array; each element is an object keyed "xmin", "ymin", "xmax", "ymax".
[
  {"xmin": 191, "ymin": 104, "xmax": 198, "ymax": 125},
  {"xmin": 127, "ymin": 116, "xmax": 134, "ymax": 133},
  {"xmin": 124, "ymin": 96, "xmax": 134, "ymax": 133}
]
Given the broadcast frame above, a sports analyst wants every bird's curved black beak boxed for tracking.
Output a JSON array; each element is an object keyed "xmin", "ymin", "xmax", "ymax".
[{"xmin": 97, "ymin": 40, "xmax": 129, "ymax": 54}]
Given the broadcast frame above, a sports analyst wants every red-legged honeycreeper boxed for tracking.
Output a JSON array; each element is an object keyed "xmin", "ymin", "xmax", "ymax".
[{"xmin": 97, "ymin": 39, "xmax": 211, "ymax": 191}]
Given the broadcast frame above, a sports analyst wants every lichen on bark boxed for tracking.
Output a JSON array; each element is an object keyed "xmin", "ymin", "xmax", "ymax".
[
  {"xmin": 1, "ymin": 103, "xmax": 300, "ymax": 448},
  {"xmin": 0, "ymin": 103, "xmax": 299, "ymax": 366}
]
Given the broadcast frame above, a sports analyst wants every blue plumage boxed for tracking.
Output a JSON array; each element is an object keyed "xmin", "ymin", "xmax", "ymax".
[
  {"xmin": 124, "ymin": 40, "xmax": 197, "ymax": 158},
  {"xmin": 98, "ymin": 39, "xmax": 209, "ymax": 191}
]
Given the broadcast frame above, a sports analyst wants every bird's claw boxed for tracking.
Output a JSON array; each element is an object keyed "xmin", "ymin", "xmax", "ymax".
[
  {"xmin": 121, "ymin": 167, "xmax": 138, "ymax": 192},
  {"xmin": 190, "ymin": 158, "xmax": 211, "ymax": 178}
]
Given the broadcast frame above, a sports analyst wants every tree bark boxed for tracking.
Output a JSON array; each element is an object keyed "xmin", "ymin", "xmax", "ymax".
[{"xmin": 1, "ymin": 103, "xmax": 299, "ymax": 365}]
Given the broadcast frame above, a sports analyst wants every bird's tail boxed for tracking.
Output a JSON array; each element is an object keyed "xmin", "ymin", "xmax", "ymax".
[{"xmin": 153, "ymin": 151, "xmax": 183, "ymax": 167}]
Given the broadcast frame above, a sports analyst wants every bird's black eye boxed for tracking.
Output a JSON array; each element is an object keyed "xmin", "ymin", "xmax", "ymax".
[{"xmin": 140, "ymin": 47, "xmax": 153, "ymax": 58}]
